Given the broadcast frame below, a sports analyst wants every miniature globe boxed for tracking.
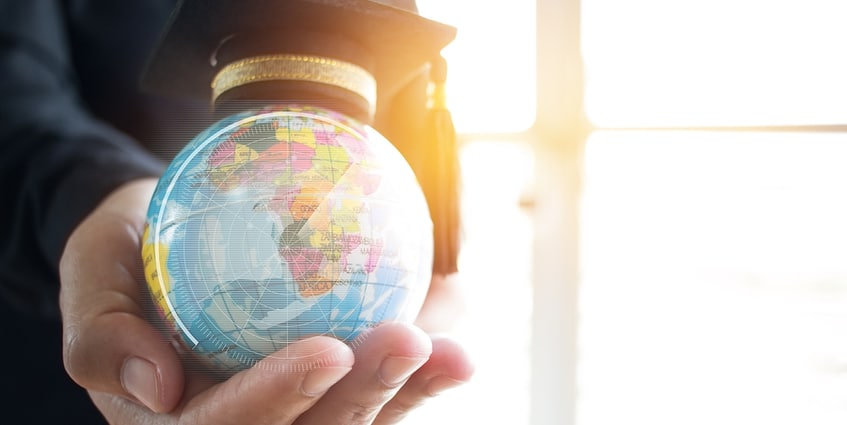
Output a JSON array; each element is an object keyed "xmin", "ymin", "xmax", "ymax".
[{"xmin": 141, "ymin": 105, "xmax": 433, "ymax": 375}]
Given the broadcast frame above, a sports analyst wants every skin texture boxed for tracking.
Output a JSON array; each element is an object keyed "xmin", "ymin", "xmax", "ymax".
[{"xmin": 59, "ymin": 178, "xmax": 473, "ymax": 425}]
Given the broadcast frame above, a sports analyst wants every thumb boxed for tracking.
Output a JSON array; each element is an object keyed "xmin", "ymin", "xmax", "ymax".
[
  {"xmin": 180, "ymin": 336, "xmax": 354, "ymax": 425},
  {"xmin": 59, "ymin": 179, "xmax": 184, "ymax": 413},
  {"xmin": 63, "ymin": 308, "xmax": 184, "ymax": 413}
]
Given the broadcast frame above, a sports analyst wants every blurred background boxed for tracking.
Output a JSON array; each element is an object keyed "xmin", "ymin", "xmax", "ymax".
[{"xmin": 409, "ymin": 0, "xmax": 847, "ymax": 424}]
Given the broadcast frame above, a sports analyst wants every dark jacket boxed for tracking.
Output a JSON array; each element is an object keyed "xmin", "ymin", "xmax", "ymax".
[{"xmin": 0, "ymin": 1, "xmax": 194, "ymax": 421}]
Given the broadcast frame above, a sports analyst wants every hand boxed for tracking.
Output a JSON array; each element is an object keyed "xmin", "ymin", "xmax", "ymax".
[{"xmin": 59, "ymin": 178, "xmax": 473, "ymax": 424}]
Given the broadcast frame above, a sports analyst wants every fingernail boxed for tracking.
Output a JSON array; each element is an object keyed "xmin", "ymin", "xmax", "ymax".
[
  {"xmin": 378, "ymin": 356, "xmax": 428, "ymax": 387},
  {"xmin": 301, "ymin": 367, "xmax": 352, "ymax": 396},
  {"xmin": 121, "ymin": 357, "xmax": 161, "ymax": 411},
  {"xmin": 426, "ymin": 375, "xmax": 466, "ymax": 396}
]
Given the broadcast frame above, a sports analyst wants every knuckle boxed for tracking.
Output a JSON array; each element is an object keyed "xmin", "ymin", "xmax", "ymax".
[
  {"xmin": 62, "ymin": 323, "xmax": 91, "ymax": 386},
  {"xmin": 388, "ymin": 394, "xmax": 425, "ymax": 414},
  {"xmin": 344, "ymin": 398, "xmax": 383, "ymax": 424},
  {"xmin": 61, "ymin": 310, "xmax": 126, "ymax": 387}
]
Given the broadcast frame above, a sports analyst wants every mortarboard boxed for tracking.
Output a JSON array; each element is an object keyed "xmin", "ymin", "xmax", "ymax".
[
  {"xmin": 142, "ymin": 0, "xmax": 461, "ymax": 275},
  {"xmin": 141, "ymin": 0, "xmax": 457, "ymax": 121}
]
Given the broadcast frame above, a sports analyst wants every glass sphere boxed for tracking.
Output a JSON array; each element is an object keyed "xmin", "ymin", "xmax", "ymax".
[{"xmin": 141, "ymin": 105, "xmax": 433, "ymax": 375}]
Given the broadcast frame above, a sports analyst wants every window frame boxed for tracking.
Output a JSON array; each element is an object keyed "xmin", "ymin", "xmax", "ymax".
[
  {"xmin": 551, "ymin": 1, "xmax": 847, "ymax": 424},
  {"xmin": 529, "ymin": 0, "xmax": 586, "ymax": 424}
]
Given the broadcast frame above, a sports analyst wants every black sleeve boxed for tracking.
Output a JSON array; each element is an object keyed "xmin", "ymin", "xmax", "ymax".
[{"xmin": 0, "ymin": 1, "xmax": 165, "ymax": 318}]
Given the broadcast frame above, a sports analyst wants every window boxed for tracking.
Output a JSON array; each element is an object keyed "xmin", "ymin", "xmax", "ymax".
[
  {"xmin": 579, "ymin": 132, "xmax": 847, "ymax": 425},
  {"xmin": 419, "ymin": 1, "xmax": 537, "ymax": 132},
  {"xmin": 385, "ymin": 1, "xmax": 847, "ymax": 425},
  {"xmin": 404, "ymin": 1, "xmax": 537, "ymax": 424},
  {"xmin": 579, "ymin": 1, "xmax": 847, "ymax": 424},
  {"xmin": 582, "ymin": 0, "xmax": 847, "ymax": 127}
]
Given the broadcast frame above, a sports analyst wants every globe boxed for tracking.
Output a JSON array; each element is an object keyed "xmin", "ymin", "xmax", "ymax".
[{"xmin": 141, "ymin": 105, "xmax": 433, "ymax": 375}]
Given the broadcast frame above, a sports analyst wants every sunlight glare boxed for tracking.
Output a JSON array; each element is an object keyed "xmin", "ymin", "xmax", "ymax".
[
  {"xmin": 579, "ymin": 131, "xmax": 847, "ymax": 425},
  {"xmin": 418, "ymin": 0, "xmax": 537, "ymax": 133},
  {"xmin": 582, "ymin": 0, "xmax": 847, "ymax": 127}
]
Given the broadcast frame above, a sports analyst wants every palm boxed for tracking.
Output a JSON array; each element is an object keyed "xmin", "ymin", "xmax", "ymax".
[{"xmin": 60, "ymin": 179, "xmax": 473, "ymax": 425}]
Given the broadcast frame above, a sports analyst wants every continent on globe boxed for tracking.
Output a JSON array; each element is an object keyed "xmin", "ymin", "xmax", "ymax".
[{"xmin": 143, "ymin": 105, "xmax": 433, "ymax": 375}]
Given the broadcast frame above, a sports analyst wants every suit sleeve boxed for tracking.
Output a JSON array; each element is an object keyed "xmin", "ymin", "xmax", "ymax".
[{"xmin": 0, "ymin": 2, "xmax": 164, "ymax": 318}]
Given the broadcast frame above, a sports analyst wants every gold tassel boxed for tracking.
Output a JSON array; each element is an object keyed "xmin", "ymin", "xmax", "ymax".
[{"xmin": 424, "ymin": 55, "xmax": 460, "ymax": 275}]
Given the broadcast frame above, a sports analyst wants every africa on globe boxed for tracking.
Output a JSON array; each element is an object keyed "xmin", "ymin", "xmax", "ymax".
[{"xmin": 141, "ymin": 105, "xmax": 433, "ymax": 375}]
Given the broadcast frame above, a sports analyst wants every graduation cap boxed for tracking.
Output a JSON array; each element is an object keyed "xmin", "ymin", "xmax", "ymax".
[
  {"xmin": 142, "ymin": 0, "xmax": 461, "ymax": 274},
  {"xmin": 141, "ymin": 0, "xmax": 456, "ymax": 122}
]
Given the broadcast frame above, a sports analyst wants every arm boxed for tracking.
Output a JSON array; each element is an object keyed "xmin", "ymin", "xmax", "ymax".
[
  {"xmin": 1, "ymin": 3, "xmax": 471, "ymax": 423},
  {"xmin": 0, "ymin": 1, "xmax": 163, "ymax": 317}
]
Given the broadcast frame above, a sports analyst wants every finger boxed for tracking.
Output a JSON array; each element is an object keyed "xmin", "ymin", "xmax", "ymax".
[
  {"xmin": 294, "ymin": 322, "xmax": 433, "ymax": 425},
  {"xmin": 89, "ymin": 390, "xmax": 177, "ymax": 425},
  {"xmin": 60, "ymin": 179, "xmax": 184, "ymax": 413},
  {"xmin": 179, "ymin": 336, "xmax": 354, "ymax": 425},
  {"xmin": 372, "ymin": 336, "xmax": 474, "ymax": 425}
]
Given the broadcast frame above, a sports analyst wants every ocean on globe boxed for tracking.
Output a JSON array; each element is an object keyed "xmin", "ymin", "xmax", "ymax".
[{"xmin": 142, "ymin": 105, "xmax": 433, "ymax": 375}]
